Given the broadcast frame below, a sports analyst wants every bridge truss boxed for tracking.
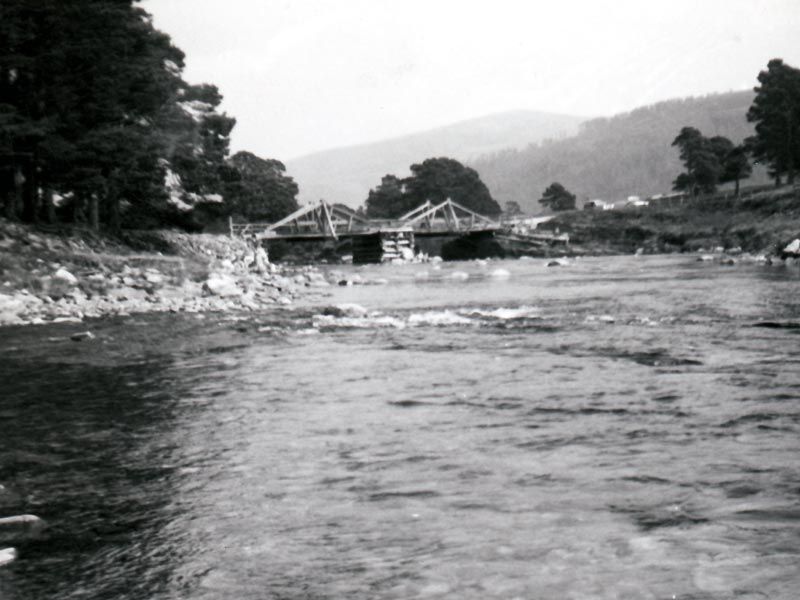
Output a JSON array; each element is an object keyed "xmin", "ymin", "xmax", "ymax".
[{"xmin": 229, "ymin": 198, "xmax": 502, "ymax": 242}]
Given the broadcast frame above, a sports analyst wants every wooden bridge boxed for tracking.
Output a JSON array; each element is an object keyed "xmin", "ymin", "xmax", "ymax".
[{"xmin": 229, "ymin": 199, "xmax": 503, "ymax": 263}]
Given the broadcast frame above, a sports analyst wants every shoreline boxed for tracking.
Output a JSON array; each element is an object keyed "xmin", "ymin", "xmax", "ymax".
[
  {"xmin": 2, "ymin": 217, "xmax": 798, "ymax": 330},
  {"xmin": 0, "ymin": 219, "xmax": 334, "ymax": 329}
]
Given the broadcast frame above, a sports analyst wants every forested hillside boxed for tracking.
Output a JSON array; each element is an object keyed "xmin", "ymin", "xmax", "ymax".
[
  {"xmin": 287, "ymin": 110, "xmax": 582, "ymax": 207},
  {"xmin": 470, "ymin": 91, "xmax": 771, "ymax": 212}
]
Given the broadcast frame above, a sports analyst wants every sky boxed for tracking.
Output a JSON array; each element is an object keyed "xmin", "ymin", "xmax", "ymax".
[{"xmin": 142, "ymin": 0, "xmax": 800, "ymax": 160}]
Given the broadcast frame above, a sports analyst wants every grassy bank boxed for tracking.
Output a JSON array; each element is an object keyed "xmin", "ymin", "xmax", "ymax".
[{"xmin": 538, "ymin": 185, "xmax": 800, "ymax": 256}]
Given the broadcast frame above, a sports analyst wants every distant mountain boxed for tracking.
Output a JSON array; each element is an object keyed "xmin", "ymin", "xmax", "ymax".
[
  {"xmin": 470, "ymin": 90, "xmax": 771, "ymax": 213},
  {"xmin": 286, "ymin": 111, "xmax": 584, "ymax": 207}
]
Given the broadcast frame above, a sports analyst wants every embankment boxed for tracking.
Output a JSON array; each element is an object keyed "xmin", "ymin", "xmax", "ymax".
[
  {"xmin": 538, "ymin": 185, "xmax": 800, "ymax": 257},
  {"xmin": 0, "ymin": 220, "xmax": 332, "ymax": 327}
]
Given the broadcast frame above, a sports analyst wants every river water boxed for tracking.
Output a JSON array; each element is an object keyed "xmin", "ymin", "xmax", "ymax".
[{"xmin": 1, "ymin": 255, "xmax": 799, "ymax": 599}]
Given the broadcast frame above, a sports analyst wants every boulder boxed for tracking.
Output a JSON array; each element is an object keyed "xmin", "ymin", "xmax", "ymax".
[
  {"xmin": 203, "ymin": 273, "xmax": 242, "ymax": 297},
  {"xmin": 70, "ymin": 331, "xmax": 95, "ymax": 342},
  {"xmin": 0, "ymin": 547, "xmax": 16, "ymax": 567},
  {"xmin": 783, "ymin": 238, "xmax": 800, "ymax": 256},
  {"xmin": 53, "ymin": 268, "xmax": 78, "ymax": 286}
]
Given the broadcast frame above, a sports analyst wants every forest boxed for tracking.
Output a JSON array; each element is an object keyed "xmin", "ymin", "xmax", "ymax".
[{"xmin": 0, "ymin": 1, "xmax": 298, "ymax": 231}]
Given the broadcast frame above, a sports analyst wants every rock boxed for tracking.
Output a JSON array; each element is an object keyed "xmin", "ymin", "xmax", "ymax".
[
  {"xmin": 53, "ymin": 267, "xmax": 78, "ymax": 286},
  {"xmin": 447, "ymin": 271, "xmax": 469, "ymax": 281},
  {"xmin": 0, "ymin": 514, "xmax": 44, "ymax": 530},
  {"xmin": 144, "ymin": 271, "xmax": 164, "ymax": 285},
  {"xmin": 720, "ymin": 257, "xmax": 736, "ymax": 265},
  {"xmin": 203, "ymin": 273, "xmax": 242, "ymax": 297},
  {"xmin": 326, "ymin": 303, "xmax": 368, "ymax": 318},
  {"xmin": 783, "ymin": 238, "xmax": 800, "ymax": 256},
  {"xmin": 0, "ymin": 547, "xmax": 16, "ymax": 567},
  {"xmin": 70, "ymin": 331, "xmax": 95, "ymax": 342}
]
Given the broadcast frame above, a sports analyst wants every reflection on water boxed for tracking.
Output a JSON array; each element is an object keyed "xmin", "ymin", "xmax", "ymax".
[{"xmin": 1, "ymin": 255, "xmax": 799, "ymax": 599}]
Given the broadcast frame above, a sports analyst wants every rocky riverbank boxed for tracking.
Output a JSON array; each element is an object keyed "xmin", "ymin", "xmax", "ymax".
[{"xmin": 0, "ymin": 219, "xmax": 333, "ymax": 328}]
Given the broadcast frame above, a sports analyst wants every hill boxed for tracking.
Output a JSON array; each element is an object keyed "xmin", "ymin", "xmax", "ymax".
[
  {"xmin": 470, "ymin": 91, "xmax": 772, "ymax": 213},
  {"xmin": 286, "ymin": 110, "xmax": 584, "ymax": 207}
]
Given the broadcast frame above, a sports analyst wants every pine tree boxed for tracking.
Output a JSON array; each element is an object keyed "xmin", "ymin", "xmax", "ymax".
[{"xmin": 746, "ymin": 58, "xmax": 800, "ymax": 185}]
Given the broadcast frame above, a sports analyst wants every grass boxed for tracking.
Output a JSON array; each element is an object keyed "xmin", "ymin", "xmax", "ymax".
[{"xmin": 540, "ymin": 186, "xmax": 800, "ymax": 255}]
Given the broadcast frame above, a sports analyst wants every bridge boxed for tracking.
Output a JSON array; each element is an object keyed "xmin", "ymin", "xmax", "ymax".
[{"xmin": 229, "ymin": 198, "xmax": 504, "ymax": 263}]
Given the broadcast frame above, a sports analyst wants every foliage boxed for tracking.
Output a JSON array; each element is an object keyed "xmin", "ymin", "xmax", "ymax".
[
  {"xmin": 671, "ymin": 128, "xmax": 751, "ymax": 196},
  {"xmin": 223, "ymin": 151, "xmax": 299, "ymax": 222},
  {"xmin": 0, "ymin": 0, "xmax": 238, "ymax": 230},
  {"xmin": 404, "ymin": 158, "xmax": 501, "ymax": 216},
  {"xmin": 364, "ymin": 175, "xmax": 415, "ymax": 218},
  {"xmin": 746, "ymin": 58, "xmax": 800, "ymax": 184},
  {"xmin": 539, "ymin": 182, "xmax": 576, "ymax": 211},
  {"xmin": 364, "ymin": 158, "xmax": 501, "ymax": 218}
]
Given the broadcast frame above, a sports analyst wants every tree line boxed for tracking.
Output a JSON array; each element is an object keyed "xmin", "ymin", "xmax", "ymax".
[
  {"xmin": 540, "ymin": 58, "xmax": 800, "ymax": 212},
  {"xmin": 0, "ymin": 1, "xmax": 298, "ymax": 231},
  {"xmin": 364, "ymin": 157, "xmax": 501, "ymax": 218},
  {"xmin": 673, "ymin": 58, "xmax": 800, "ymax": 196}
]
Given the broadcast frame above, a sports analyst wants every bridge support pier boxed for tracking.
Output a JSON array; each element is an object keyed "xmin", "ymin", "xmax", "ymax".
[{"xmin": 352, "ymin": 229, "xmax": 415, "ymax": 264}]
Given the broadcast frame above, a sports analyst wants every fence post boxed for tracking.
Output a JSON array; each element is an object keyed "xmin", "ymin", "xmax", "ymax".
[{"xmin": 228, "ymin": 216, "xmax": 234, "ymax": 238}]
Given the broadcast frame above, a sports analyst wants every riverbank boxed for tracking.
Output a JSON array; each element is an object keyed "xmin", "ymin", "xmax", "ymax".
[
  {"xmin": 537, "ymin": 184, "xmax": 800, "ymax": 258},
  {"xmin": 0, "ymin": 219, "xmax": 332, "ymax": 327}
]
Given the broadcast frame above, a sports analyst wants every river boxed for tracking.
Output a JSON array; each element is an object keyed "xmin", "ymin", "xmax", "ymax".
[{"xmin": 1, "ymin": 255, "xmax": 799, "ymax": 599}]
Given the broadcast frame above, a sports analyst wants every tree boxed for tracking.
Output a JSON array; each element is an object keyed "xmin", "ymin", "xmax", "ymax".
[
  {"xmin": 364, "ymin": 174, "xmax": 414, "ymax": 218},
  {"xmin": 364, "ymin": 159, "xmax": 501, "ymax": 219},
  {"xmin": 0, "ymin": 1, "xmax": 236, "ymax": 230},
  {"xmin": 223, "ymin": 151, "xmax": 299, "ymax": 222},
  {"xmin": 746, "ymin": 58, "xmax": 800, "ymax": 185},
  {"xmin": 404, "ymin": 157, "xmax": 501, "ymax": 216},
  {"xmin": 671, "ymin": 127, "xmax": 724, "ymax": 195},
  {"xmin": 720, "ymin": 145, "xmax": 752, "ymax": 196},
  {"xmin": 539, "ymin": 182, "xmax": 576, "ymax": 211}
]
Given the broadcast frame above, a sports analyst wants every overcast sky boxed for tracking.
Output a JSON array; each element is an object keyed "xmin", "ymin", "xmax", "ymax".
[{"xmin": 143, "ymin": 0, "xmax": 800, "ymax": 160}]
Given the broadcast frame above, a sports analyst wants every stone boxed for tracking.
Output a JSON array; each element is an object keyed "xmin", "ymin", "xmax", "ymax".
[
  {"xmin": 53, "ymin": 267, "xmax": 78, "ymax": 286},
  {"xmin": 783, "ymin": 238, "xmax": 800, "ymax": 256},
  {"xmin": 0, "ymin": 547, "xmax": 16, "ymax": 567},
  {"xmin": 144, "ymin": 271, "xmax": 164, "ymax": 285},
  {"xmin": 203, "ymin": 273, "xmax": 242, "ymax": 297},
  {"xmin": 70, "ymin": 331, "xmax": 95, "ymax": 342}
]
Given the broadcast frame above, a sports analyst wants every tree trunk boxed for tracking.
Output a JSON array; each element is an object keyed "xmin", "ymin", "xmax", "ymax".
[
  {"xmin": 72, "ymin": 194, "xmax": 84, "ymax": 223},
  {"xmin": 8, "ymin": 164, "xmax": 25, "ymax": 220},
  {"xmin": 89, "ymin": 195, "xmax": 99, "ymax": 231},
  {"xmin": 105, "ymin": 173, "xmax": 120, "ymax": 232},
  {"xmin": 21, "ymin": 161, "xmax": 38, "ymax": 222},
  {"xmin": 42, "ymin": 188, "xmax": 56, "ymax": 223}
]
